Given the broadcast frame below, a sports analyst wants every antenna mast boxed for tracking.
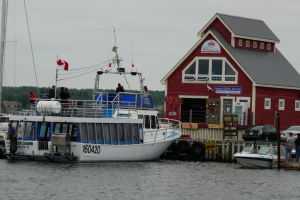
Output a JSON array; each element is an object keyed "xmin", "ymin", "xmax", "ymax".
[{"xmin": 112, "ymin": 27, "xmax": 121, "ymax": 71}]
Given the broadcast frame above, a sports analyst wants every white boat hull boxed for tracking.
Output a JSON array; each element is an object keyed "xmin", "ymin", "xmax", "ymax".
[
  {"xmin": 5, "ymin": 134, "xmax": 178, "ymax": 162},
  {"xmin": 235, "ymin": 156, "xmax": 273, "ymax": 168}
]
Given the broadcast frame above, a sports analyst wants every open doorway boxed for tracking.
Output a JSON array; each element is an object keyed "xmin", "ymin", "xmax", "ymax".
[{"xmin": 181, "ymin": 98, "xmax": 207, "ymax": 123}]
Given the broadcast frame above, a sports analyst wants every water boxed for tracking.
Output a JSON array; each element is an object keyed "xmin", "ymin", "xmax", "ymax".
[{"xmin": 0, "ymin": 159, "xmax": 299, "ymax": 200}]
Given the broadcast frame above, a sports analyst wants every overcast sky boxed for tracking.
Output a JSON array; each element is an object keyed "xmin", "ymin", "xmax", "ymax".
[{"xmin": 1, "ymin": 0, "xmax": 300, "ymax": 91}]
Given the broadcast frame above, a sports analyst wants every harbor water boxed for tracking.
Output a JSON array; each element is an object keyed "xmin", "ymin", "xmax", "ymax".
[{"xmin": 0, "ymin": 160, "xmax": 299, "ymax": 200}]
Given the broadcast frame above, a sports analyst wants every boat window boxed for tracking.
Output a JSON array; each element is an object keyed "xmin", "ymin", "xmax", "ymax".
[
  {"xmin": 54, "ymin": 123, "xmax": 61, "ymax": 133},
  {"xmin": 125, "ymin": 124, "xmax": 132, "ymax": 144},
  {"xmin": 70, "ymin": 124, "xmax": 78, "ymax": 142},
  {"xmin": 88, "ymin": 123, "xmax": 95, "ymax": 144},
  {"xmin": 241, "ymin": 146, "xmax": 251, "ymax": 153},
  {"xmin": 62, "ymin": 124, "xmax": 68, "ymax": 133},
  {"xmin": 96, "ymin": 124, "xmax": 104, "ymax": 144},
  {"xmin": 258, "ymin": 147, "xmax": 269, "ymax": 154},
  {"xmin": 103, "ymin": 123, "xmax": 110, "ymax": 144},
  {"xmin": 80, "ymin": 123, "xmax": 88, "ymax": 143},
  {"xmin": 118, "ymin": 124, "xmax": 125, "ymax": 145},
  {"xmin": 139, "ymin": 124, "xmax": 143, "ymax": 143},
  {"xmin": 150, "ymin": 115, "xmax": 156, "ymax": 129},
  {"xmin": 145, "ymin": 115, "xmax": 150, "ymax": 129},
  {"xmin": 12, "ymin": 122, "xmax": 20, "ymax": 138},
  {"xmin": 111, "ymin": 123, "xmax": 118, "ymax": 145},
  {"xmin": 132, "ymin": 124, "xmax": 139, "ymax": 144},
  {"xmin": 68, "ymin": 124, "xmax": 73, "ymax": 136},
  {"xmin": 24, "ymin": 122, "xmax": 35, "ymax": 139},
  {"xmin": 39, "ymin": 123, "xmax": 49, "ymax": 139},
  {"xmin": 156, "ymin": 116, "xmax": 159, "ymax": 129},
  {"xmin": 138, "ymin": 115, "xmax": 143, "ymax": 119}
]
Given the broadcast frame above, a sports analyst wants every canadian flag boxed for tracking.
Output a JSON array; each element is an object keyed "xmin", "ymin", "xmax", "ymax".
[
  {"xmin": 207, "ymin": 84, "xmax": 216, "ymax": 94},
  {"xmin": 57, "ymin": 59, "xmax": 69, "ymax": 71}
]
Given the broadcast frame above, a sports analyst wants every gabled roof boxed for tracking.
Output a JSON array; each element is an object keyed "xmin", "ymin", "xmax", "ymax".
[
  {"xmin": 198, "ymin": 13, "xmax": 280, "ymax": 43},
  {"xmin": 211, "ymin": 30, "xmax": 300, "ymax": 88},
  {"xmin": 161, "ymin": 30, "xmax": 300, "ymax": 89}
]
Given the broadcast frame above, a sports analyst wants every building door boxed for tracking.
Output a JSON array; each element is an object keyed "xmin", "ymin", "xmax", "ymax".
[{"xmin": 223, "ymin": 99, "xmax": 233, "ymax": 115}]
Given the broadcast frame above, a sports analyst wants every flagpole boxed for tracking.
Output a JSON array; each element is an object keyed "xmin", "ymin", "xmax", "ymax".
[{"xmin": 55, "ymin": 55, "xmax": 58, "ymax": 100}]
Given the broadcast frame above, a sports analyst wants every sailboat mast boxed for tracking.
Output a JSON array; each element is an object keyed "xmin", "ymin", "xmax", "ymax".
[{"xmin": 0, "ymin": 0, "xmax": 7, "ymax": 114}]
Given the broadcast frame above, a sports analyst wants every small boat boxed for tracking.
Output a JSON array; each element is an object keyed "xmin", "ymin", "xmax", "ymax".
[{"xmin": 234, "ymin": 141, "xmax": 285, "ymax": 169}]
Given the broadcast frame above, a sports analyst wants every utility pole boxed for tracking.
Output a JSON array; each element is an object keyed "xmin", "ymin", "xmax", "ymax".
[
  {"xmin": 277, "ymin": 113, "xmax": 281, "ymax": 169},
  {"xmin": 0, "ymin": 0, "xmax": 7, "ymax": 114}
]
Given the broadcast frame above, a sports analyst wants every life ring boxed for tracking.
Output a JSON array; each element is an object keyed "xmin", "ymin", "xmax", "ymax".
[{"xmin": 192, "ymin": 141, "xmax": 205, "ymax": 160}]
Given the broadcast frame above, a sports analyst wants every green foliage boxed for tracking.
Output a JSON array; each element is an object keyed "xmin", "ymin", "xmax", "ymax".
[{"xmin": 2, "ymin": 86, "xmax": 165, "ymax": 108}]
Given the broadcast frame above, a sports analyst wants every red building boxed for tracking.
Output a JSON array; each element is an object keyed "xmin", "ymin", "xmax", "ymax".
[{"xmin": 161, "ymin": 13, "xmax": 300, "ymax": 130}]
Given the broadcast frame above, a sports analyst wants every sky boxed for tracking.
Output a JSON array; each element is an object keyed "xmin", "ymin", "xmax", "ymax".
[{"xmin": 1, "ymin": 0, "xmax": 300, "ymax": 91}]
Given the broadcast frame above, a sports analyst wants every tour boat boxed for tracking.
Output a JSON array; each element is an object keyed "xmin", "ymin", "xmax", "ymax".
[
  {"xmin": 4, "ymin": 45, "xmax": 181, "ymax": 162},
  {"xmin": 234, "ymin": 142, "xmax": 285, "ymax": 168}
]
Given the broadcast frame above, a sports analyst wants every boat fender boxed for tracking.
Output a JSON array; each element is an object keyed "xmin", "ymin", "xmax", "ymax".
[
  {"xmin": 0, "ymin": 147, "xmax": 6, "ymax": 159},
  {"xmin": 177, "ymin": 140, "xmax": 191, "ymax": 149},
  {"xmin": 180, "ymin": 146, "xmax": 196, "ymax": 161},
  {"xmin": 192, "ymin": 141, "xmax": 205, "ymax": 160},
  {"xmin": 166, "ymin": 143, "xmax": 181, "ymax": 160}
]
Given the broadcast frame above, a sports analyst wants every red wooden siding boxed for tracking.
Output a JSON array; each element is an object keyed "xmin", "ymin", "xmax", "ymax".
[
  {"xmin": 203, "ymin": 18, "xmax": 232, "ymax": 44},
  {"xmin": 255, "ymin": 87, "xmax": 300, "ymax": 130}
]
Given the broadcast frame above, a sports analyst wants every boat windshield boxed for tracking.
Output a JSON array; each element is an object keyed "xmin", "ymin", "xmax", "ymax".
[
  {"xmin": 241, "ymin": 146, "xmax": 252, "ymax": 153},
  {"xmin": 258, "ymin": 147, "xmax": 270, "ymax": 154}
]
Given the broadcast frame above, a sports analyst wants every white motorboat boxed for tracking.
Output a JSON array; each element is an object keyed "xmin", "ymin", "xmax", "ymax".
[
  {"xmin": 234, "ymin": 143, "xmax": 285, "ymax": 169},
  {"xmin": 4, "ymin": 44, "xmax": 181, "ymax": 162}
]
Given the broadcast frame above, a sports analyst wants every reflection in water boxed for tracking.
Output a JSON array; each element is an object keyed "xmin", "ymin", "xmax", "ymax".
[{"xmin": 0, "ymin": 160, "xmax": 299, "ymax": 199}]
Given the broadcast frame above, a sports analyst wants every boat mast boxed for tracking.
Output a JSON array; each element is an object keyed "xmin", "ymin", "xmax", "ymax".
[{"xmin": 0, "ymin": 0, "xmax": 7, "ymax": 114}]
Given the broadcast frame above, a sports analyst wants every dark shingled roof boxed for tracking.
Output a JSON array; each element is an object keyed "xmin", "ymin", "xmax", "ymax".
[
  {"xmin": 211, "ymin": 30, "xmax": 300, "ymax": 88},
  {"xmin": 217, "ymin": 13, "xmax": 280, "ymax": 42}
]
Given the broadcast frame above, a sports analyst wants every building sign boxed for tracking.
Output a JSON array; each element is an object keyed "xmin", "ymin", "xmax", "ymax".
[
  {"xmin": 165, "ymin": 96, "xmax": 182, "ymax": 121},
  {"xmin": 205, "ymin": 142, "xmax": 216, "ymax": 151},
  {"xmin": 201, "ymin": 40, "xmax": 221, "ymax": 53},
  {"xmin": 182, "ymin": 123, "xmax": 198, "ymax": 129},
  {"xmin": 214, "ymin": 86, "xmax": 242, "ymax": 95},
  {"xmin": 208, "ymin": 124, "xmax": 224, "ymax": 129},
  {"xmin": 223, "ymin": 115, "xmax": 238, "ymax": 140}
]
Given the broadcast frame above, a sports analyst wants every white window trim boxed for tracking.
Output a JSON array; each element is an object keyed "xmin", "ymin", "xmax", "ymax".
[
  {"xmin": 238, "ymin": 39, "xmax": 243, "ymax": 46},
  {"xmin": 246, "ymin": 40, "xmax": 250, "ymax": 47},
  {"xmin": 267, "ymin": 43, "xmax": 271, "ymax": 50},
  {"xmin": 295, "ymin": 100, "xmax": 300, "ymax": 111},
  {"xmin": 236, "ymin": 97, "xmax": 251, "ymax": 109},
  {"xmin": 253, "ymin": 41, "xmax": 257, "ymax": 48},
  {"xmin": 182, "ymin": 57, "xmax": 238, "ymax": 84},
  {"xmin": 260, "ymin": 42, "xmax": 264, "ymax": 49},
  {"xmin": 265, "ymin": 98, "xmax": 271, "ymax": 109},
  {"xmin": 279, "ymin": 99, "xmax": 285, "ymax": 110}
]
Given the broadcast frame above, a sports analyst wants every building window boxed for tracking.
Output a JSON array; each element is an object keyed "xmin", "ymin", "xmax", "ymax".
[
  {"xmin": 246, "ymin": 40, "xmax": 250, "ymax": 47},
  {"xmin": 296, "ymin": 100, "xmax": 300, "ymax": 111},
  {"xmin": 238, "ymin": 39, "xmax": 243, "ymax": 46},
  {"xmin": 253, "ymin": 41, "xmax": 257, "ymax": 48},
  {"xmin": 260, "ymin": 42, "xmax": 264, "ymax": 49},
  {"xmin": 267, "ymin": 43, "xmax": 271, "ymax": 50},
  {"xmin": 279, "ymin": 99, "xmax": 285, "ymax": 110},
  {"xmin": 183, "ymin": 58, "xmax": 237, "ymax": 82},
  {"xmin": 265, "ymin": 98, "xmax": 271, "ymax": 109}
]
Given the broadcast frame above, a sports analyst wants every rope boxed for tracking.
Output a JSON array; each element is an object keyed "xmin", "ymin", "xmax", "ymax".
[
  {"xmin": 67, "ymin": 58, "xmax": 112, "ymax": 71},
  {"xmin": 24, "ymin": 0, "xmax": 39, "ymax": 96},
  {"xmin": 58, "ymin": 61, "xmax": 110, "ymax": 75},
  {"xmin": 58, "ymin": 65, "xmax": 106, "ymax": 81}
]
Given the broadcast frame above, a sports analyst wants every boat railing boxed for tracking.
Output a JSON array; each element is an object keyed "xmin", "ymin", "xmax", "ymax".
[{"xmin": 29, "ymin": 92, "xmax": 154, "ymax": 118}]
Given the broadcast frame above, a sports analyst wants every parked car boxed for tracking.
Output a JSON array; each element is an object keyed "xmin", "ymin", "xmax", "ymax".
[
  {"xmin": 280, "ymin": 126, "xmax": 300, "ymax": 141},
  {"xmin": 242, "ymin": 125, "xmax": 278, "ymax": 141}
]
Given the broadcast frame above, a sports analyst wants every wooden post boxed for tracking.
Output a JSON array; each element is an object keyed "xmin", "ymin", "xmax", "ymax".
[
  {"xmin": 277, "ymin": 113, "xmax": 280, "ymax": 169},
  {"xmin": 237, "ymin": 142, "xmax": 240, "ymax": 153},
  {"xmin": 232, "ymin": 141, "xmax": 235, "ymax": 161},
  {"xmin": 226, "ymin": 142, "xmax": 229, "ymax": 161},
  {"xmin": 222, "ymin": 141, "xmax": 225, "ymax": 161},
  {"xmin": 213, "ymin": 140, "xmax": 217, "ymax": 160}
]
